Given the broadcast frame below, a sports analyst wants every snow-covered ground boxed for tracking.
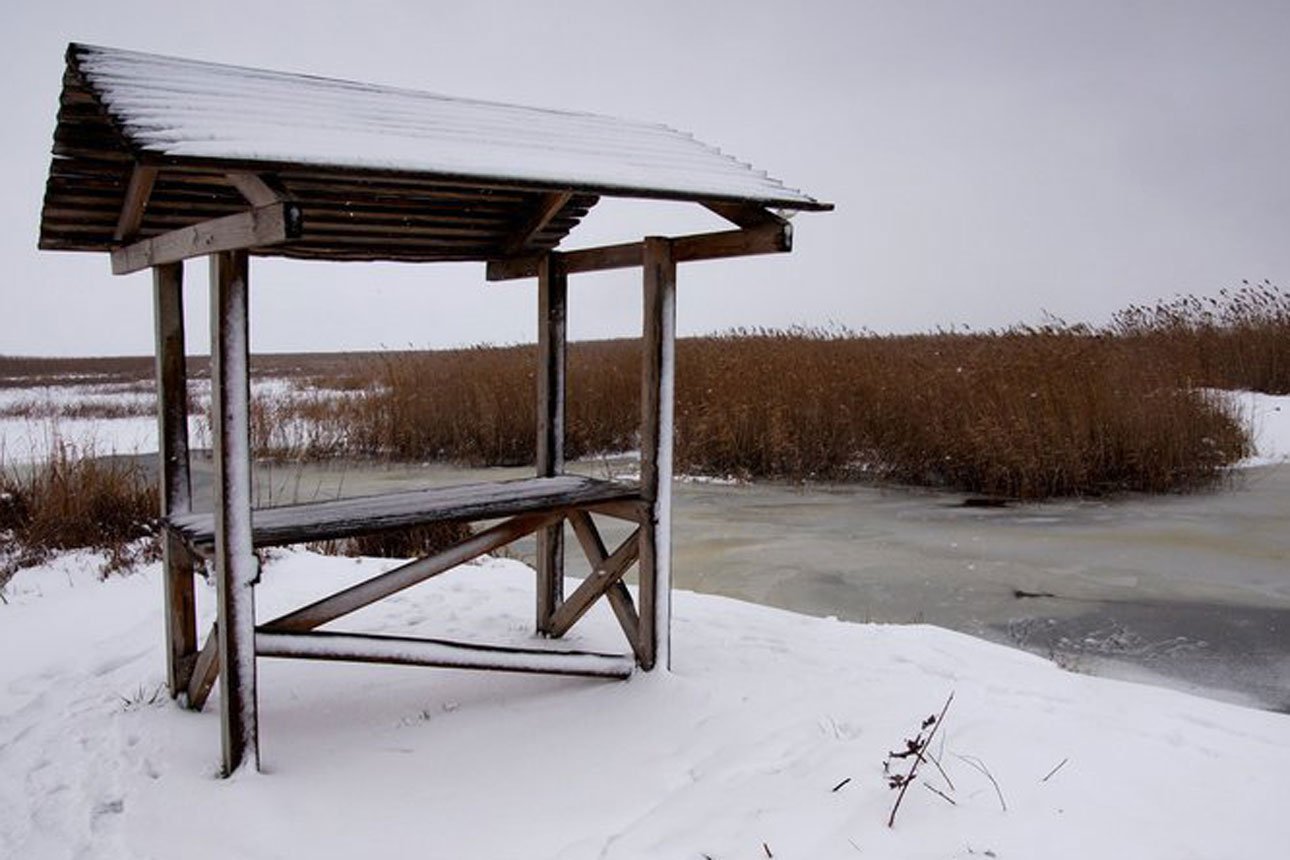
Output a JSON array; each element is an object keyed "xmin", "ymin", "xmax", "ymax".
[
  {"xmin": 3, "ymin": 388, "xmax": 1289, "ymax": 857},
  {"xmin": 2, "ymin": 549, "xmax": 1288, "ymax": 859},
  {"xmin": 1230, "ymin": 390, "xmax": 1290, "ymax": 467}
]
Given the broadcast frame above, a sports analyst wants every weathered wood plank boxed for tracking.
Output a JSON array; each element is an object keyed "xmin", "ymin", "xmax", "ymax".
[
  {"xmin": 502, "ymin": 191, "xmax": 573, "ymax": 256},
  {"xmin": 187, "ymin": 624, "xmax": 220, "ymax": 712},
  {"xmin": 169, "ymin": 475, "xmax": 640, "ymax": 551},
  {"xmin": 548, "ymin": 527, "xmax": 641, "ymax": 637},
  {"xmin": 153, "ymin": 262, "xmax": 196, "ymax": 698},
  {"xmin": 260, "ymin": 511, "xmax": 562, "ymax": 634},
  {"xmin": 113, "ymin": 164, "xmax": 157, "ymax": 241},
  {"xmin": 637, "ymin": 237, "xmax": 677, "ymax": 671},
  {"xmin": 210, "ymin": 249, "xmax": 259, "ymax": 775},
  {"xmin": 256, "ymin": 631, "xmax": 634, "ymax": 679},
  {"xmin": 486, "ymin": 223, "xmax": 791, "ymax": 281},
  {"xmin": 111, "ymin": 202, "xmax": 302, "ymax": 275},
  {"xmin": 535, "ymin": 253, "xmax": 567, "ymax": 635}
]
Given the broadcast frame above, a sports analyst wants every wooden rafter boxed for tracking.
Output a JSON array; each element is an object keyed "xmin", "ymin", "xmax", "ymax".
[
  {"xmin": 486, "ymin": 222, "xmax": 792, "ymax": 281},
  {"xmin": 113, "ymin": 164, "xmax": 158, "ymax": 241},
  {"xmin": 702, "ymin": 200, "xmax": 788, "ymax": 230},
  {"xmin": 501, "ymin": 191, "xmax": 572, "ymax": 256},
  {"xmin": 225, "ymin": 171, "xmax": 289, "ymax": 206},
  {"xmin": 111, "ymin": 202, "xmax": 302, "ymax": 275}
]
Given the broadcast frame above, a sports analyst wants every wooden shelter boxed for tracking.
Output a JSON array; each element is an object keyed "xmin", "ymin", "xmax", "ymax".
[{"xmin": 39, "ymin": 43, "xmax": 831, "ymax": 774}]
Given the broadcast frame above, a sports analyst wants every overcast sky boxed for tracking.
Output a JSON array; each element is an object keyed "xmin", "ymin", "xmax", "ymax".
[{"xmin": 3, "ymin": 1, "xmax": 1288, "ymax": 356}]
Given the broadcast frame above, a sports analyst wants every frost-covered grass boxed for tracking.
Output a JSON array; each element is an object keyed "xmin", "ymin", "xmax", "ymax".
[{"xmin": 1, "ymin": 548, "xmax": 1288, "ymax": 858}]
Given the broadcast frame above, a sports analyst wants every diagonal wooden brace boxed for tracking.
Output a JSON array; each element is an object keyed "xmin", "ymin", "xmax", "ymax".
[
  {"xmin": 187, "ymin": 623, "xmax": 221, "ymax": 712},
  {"xmin": 549, "ymin": 514, "xmax": 641, "ymax": 638},
  {"xmin": 567, "ymin": 511, "xmax": 643, "ymax": 655},
  {"xmin": 260, "ymin": 510, "xmax": 561, "ymax": 634}
]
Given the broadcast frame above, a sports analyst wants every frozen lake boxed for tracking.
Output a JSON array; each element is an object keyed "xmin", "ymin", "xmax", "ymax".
[{"xmin": 177, "ymin": 454, "xmax": 1290, "ymax": 713}]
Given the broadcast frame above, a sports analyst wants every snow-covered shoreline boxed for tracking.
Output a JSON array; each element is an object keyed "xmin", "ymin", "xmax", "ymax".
[{"xmin": 2, "ymin": 549, "xmax": 1288, "ymax": 858}]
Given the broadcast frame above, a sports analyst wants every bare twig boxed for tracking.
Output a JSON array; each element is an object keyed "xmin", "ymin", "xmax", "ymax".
[
  {"xmin": 763, "ymin": 841, "xmax": 773, "ymax": 858},
  {"xmin": 832, "ymin": 777, "xmax": 852, "ymax": 793},
  {"xmin": 887, "ymin": 692, "xmax": 955, "ymax": 827},
  {"xmin": 924, "ymin": 783, "xmax": 957, "ymax": 806},
  {"xmin": 956, "ymin": 754, "xmax": 1007, "ymax": 812},
  {"xmin": 925, "ymin": 749, "xmax": 956, "ymax": 792},
  {"xmin": 1041, "ymin": 757, "xmax": 1069, "ymax": 783}
]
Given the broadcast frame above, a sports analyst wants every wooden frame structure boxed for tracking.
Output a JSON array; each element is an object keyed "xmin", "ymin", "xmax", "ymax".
[{"xmin": 39, "ymin": 43, "xmax": 830, "ymax": 774}]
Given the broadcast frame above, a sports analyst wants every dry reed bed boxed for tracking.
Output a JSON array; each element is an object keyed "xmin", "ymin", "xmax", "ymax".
[
  {"xmin": 2, "ymin": 285, "xmax": 1285, "ymax": 576},
  {"xmin": 292, "ymin": 331, "xmax": 1243, "ymax": 500},
  {"xmin": 230, "ymin": 284, "xmax": 1289, "ymax": 499}
]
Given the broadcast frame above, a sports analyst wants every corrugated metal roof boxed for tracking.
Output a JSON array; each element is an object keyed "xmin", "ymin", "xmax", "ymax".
[{"xmin": 73, "ymin": 43, "xmax": 826, "ymax": 210}]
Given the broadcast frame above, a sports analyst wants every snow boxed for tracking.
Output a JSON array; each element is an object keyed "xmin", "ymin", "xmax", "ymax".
[
  {"xmin": 2, "ymin": 548, "xmax": 1288, "ymax": 859},
  {"xmin": 1230, "ymin": 391, "xmax": 1290, "ymax": 467},
  {"xmin": 72, "ymin": 44, "xmax": 824, "ymax": 210}
]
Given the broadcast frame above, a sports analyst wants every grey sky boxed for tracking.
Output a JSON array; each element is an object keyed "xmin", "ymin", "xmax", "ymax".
[{"xmin": 3, "ymin": 1, "xmax": 1288, "ymax": 356}]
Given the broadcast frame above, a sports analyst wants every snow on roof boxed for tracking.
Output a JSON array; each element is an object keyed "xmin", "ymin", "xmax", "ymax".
[{"xmin": 72, "ymin": 43, "xmax": 827, "ymax": 210}]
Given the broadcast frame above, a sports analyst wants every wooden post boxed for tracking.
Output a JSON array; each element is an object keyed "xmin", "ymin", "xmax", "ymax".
[
  {"xmin": 210, "ymin": 249, "xmax": 259, "ymax": 775},
  {"xmin": 535, "ymin": 253, "xmax": 567, "ymax": 634},
  {"xmin": 153, "ymin": 262, "xmax": 197, "ymax": 699},
  {"xmin": 637, "ymin": 237, "xmax": 676, "ymax": 671}
]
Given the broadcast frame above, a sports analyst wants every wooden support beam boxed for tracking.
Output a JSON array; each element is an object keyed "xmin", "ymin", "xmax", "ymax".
[
  {"xmin": 225, "ymin": 171, "xmax": 289, "ymax": 206},
  {"xmin": 485, "ymin": 223, "xmax": 792, "ymax": 281},
  {"xmin": 535, "ymin": 253, "xmax": 567, "ymax": 635},
  {"xmin": 210, "ymin": 249, "xmax": 259, "ymax": 775},
  {"xmin": 637, "ymin": 237, "xmax": 676, "ymax": 671},
  {"xmin": 187, "ymin": 624, "xmax": 220, "ymax": 712},
  {"xmin": 256, "ymin": 631, "xmax": 635, "ymax": 679},
  {"xmin": 585, "ymin": 499, "xmax": 650, "ymax": 523},
  {"xmin": 112, "ymin": 202, "xmax": 302, "ymax": 275},
  {"xmin": 113, "ymin": 164, "xmax": 158, "ymax": 241},
  {"xmin": 548, "ymin": 525, "xmax": 641, "ymax": 638},
  {"xmin": 701, "ymin": 200, "xmax": 789, "ymax": 230},
  {"xmin": 153, "ymin": 262, "xmax": 196, "ymax": 698},
  {"xmin": 606, "ymin": 584, "xmax": 645, "ymax": 665},
  {"xmin": 501, "ymin": 191, "xmax": 572, "ymax": 256},
  {"xmin": 260, "ymin": 511, "xmax": 562, "ymax": 634},
  {"xmin": 567, "ymin": 511, "xmax": 643, "ymax": 654}
]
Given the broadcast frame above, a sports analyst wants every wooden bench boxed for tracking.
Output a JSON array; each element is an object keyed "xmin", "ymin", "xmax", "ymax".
[
  {"xmin": 168, "ymin": 475, "xmax": 642, "ymax": 554},
  {"xmin": 168, "ymin": 475, "xmax": 652, "ymax": 712}
]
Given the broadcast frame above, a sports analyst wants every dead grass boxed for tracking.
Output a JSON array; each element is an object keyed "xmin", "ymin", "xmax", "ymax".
[{"xmin": 1, "ymin": 439, "xmax": 159, "ymax": 585}]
